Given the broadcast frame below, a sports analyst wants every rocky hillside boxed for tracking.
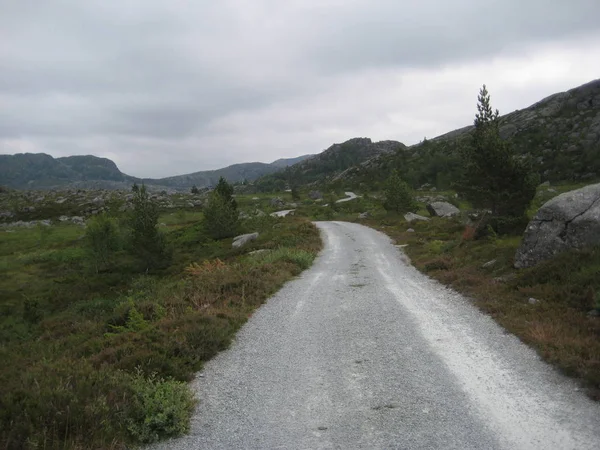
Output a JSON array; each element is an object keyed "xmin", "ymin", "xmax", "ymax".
[
  {"xmin": 335, "ymin": 79, "xmax": 600, "ymax": 189},
  {"xmin": 0, "ymin": 153, "xmax": 313, "ymax": 191},
  {"xmin": 431, "ymin": 78, "xmax": 600, "ymax": 181},
  {"xmin": 255, "ymin": 138, "xmax": 406, "ymax": 190}
]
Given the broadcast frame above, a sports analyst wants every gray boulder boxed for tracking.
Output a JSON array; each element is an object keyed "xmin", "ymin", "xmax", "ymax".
[
  {"xmin": 358, "ymin": 212, "xmax": 370, "ymax": 219},
  {"xmin": 426, "ymin": 201, "xmax": 460, "ymax": 218},
  {"xmin": 232, "ymin": 232, "xmax": 259, "ymax": 248},
  {"xmin": 270, "ymin": 197, "xmax": 285, "ymax": 208},
  {"xmin": 514, "ymin": 183, "xmax": 600, "ymax": 268},
  {"xmin": 404, "ymin": 212, "xmax": 430, "ymax": 222}
]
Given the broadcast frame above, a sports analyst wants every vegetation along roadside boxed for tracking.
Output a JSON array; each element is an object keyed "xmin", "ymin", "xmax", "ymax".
[{"xmin": 0, "ymin": 178, "xmax": 322, "ymax": 449}]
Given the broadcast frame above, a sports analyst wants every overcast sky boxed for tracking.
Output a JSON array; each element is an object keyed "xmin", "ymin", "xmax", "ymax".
[{"xmin": 1, "ymin": 1, "xmax": 599, "ymax": 178}]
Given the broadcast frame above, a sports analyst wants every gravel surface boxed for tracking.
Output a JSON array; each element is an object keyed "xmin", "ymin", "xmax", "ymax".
[
  {"xmin": 151, "ymin": 221, "xmax": 600, "ymax": 450},
  {"xmin": 335, "ymin": 192, "xmax": 359, "ymax": 203}
]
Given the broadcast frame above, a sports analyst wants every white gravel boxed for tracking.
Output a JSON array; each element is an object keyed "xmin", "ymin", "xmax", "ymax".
[
  {"xmin": 150, "ymin": 221, "xmax": 600, "ymax": 450},
  {"xmin": 335, "ymin": 192, "xmax": 359, "ymax": 203}
]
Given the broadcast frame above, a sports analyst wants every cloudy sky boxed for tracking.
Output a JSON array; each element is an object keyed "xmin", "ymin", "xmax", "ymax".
[{"xmin": 1, "ymin": 1, "xmax": 599, "ymax": 178}]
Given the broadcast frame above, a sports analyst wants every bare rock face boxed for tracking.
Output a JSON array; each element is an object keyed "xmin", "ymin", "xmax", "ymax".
[
  {"xmin": 514, "ymin": 183, "xmax": 600, "ymax": 268},
  {"xmin": 426, "ymin": 201, "xmax": 460, "ymax": 218}
]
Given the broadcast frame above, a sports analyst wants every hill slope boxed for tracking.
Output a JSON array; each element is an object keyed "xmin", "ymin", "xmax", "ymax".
[
  {"xmin": 255, "ymin": 138, "xmax": 406, "ymax": 190},
  {"xmin": 335, "ymin": 79, "xmax": 600, "ymax": 189}
]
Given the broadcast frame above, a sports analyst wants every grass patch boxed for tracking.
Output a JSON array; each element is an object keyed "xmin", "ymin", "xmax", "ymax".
[{"xmin": 0, "ymin": 206, "xmax": 322, "ymax": 449}]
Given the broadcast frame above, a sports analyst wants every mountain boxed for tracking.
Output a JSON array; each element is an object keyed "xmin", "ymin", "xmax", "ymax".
[
  {"xmin": 255, "ymin": 138, "xmax": 406, "ymax": 190},
  {"xmin": 0, "ymin": 152, "xmax": 314, "ymax": 191},
  {"xmin": 143, "ymin": 155, "xmax": 314, "ymax": 188},
  {"xmin": 269, "ymin": 154, "xmax": 314, "ymax": 168},
  {"xmin": 334, "ymin": 79, "xmax": 600, "ymax": 188},
  {"xmin": 0, "ymin": 153, "xmax": 134, "ymax": 189}
]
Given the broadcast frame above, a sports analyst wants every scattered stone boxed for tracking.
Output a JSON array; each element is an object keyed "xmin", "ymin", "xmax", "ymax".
[
  {"xmin": 515, "ymin": 183, "xmax": 600, "ymax": 268},
  {"xmin": 270, "ymin": 197, "xmax": 285, "ymax": 208},
  {"xmin": 232, "ymin": 232, "xmax": 259, "ymax": 248},
  {"xmin": 358, "ymin": 212, "xmax": 370, "ymax": 219},
  {"xmin": 55, "ymin": 197, "xmax": 67, "ymax": 204},
  {"xmin": 482, "ymin": 259, "xmax": 497, "ymax": 269},
  {"xmin": 406, "ymin": 228, "xmax": 415, "ymax": 233},
  {"xmin": 426, "ymin": 201, "xmax": 460, "ymax": 218},
  {"xmin": 270, "ymin": 209, "xmax": 295, "ymax": 218},
  {"xmin": 249, "ymin": 249, "xmax": 269, "ymax": 255},
  {"xmin": 404, "ymin": 212, "xmax": 429, "ymax": 222},
  {"xmin": 540, "ymin": 181, "xmax": 551, "ymax": 187},
  {"xmin": 528, "ymin": 297, "xmax": 540, "ymax": 305}
]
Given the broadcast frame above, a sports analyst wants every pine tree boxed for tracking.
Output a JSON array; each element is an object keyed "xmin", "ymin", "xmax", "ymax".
[
  {"xmin": 383, "ymin": 170, "xmax": 417, "ymax": 214},
  {"xmin": 204, "ymin": 177, "xmax": 239, "ymax": 239},
  {"xmin": 128, "ymin": 184, "xmax": 169, "ymax": 269},
  {"xmin": 454, "ymin": 85, "xmax": 538, "ymax": 227}
]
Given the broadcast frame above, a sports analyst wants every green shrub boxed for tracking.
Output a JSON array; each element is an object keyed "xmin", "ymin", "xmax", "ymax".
[
  {"xmin": 126, "ymin": 369, "xmax": 196, "ymax": 443},
  {"xmin": 383, "ymin": 170, "xmax": 418, "ymax": 214},
  {"xmin": 424, "ymin": 239, "xmax": 445, "ymax": 255},
  {"xmin": 85, "ymin": 214, "xmax": 122, "ymax": 271},
  {"xmin": 128, "ymin": 185, "xmax": 170, "ymax": 269},
  {"xmin": 203, "ymin": 192, "xmax": 239, "ymax": 240}
]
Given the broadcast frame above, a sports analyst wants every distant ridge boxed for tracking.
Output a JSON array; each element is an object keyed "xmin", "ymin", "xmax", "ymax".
[{"xmin": 0, "ymin": 153, "xmax": 314, "ymax": 190}]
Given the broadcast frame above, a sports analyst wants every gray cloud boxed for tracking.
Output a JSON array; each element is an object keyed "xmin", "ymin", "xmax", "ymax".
[{"xmin": 1, "ymin": 0, "xmax": 600, "ymax": 177}]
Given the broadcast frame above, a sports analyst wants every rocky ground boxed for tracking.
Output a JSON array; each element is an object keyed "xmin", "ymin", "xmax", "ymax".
[{"xmin": 0, "ymin": 187, "xmax": 206, "ymax": 227}]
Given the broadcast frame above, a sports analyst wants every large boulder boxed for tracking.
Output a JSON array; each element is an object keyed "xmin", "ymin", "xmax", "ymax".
[
  {"xmin": 426, "ymin": 201, "xmax": 460, "ymax": 218},
  {"xmin": 514, "ymin": 183, "xmax": 600, "ymax": 268},
  {"xmin": 232, "ymin": 232, "xmax": 259, "ymax": 248}
]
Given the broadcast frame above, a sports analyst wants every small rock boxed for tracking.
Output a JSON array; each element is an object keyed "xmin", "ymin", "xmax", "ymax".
[
  {"xmin": 426, "ymin": 201, "xmax": 460, "ymax": 218},
  {"xmin": 528, "ymin": 297, "xmax": 540, "ymax": 305},
  {"xmin": 249, "ymin": 249, "xmax": 269, "ymax": 255},
  {"xmin": 482, "ymin": 259, "xmax": 497, "ymax": 269},
  {"xmin": 406, "ymin": 228, "xmax": 415, "ymax": 233},
  {"xmin": 270, "ymin": 197, "xmax": 285, "ymax": 208},
  {"xmin": 404, "ymin": 212, "xmax": 429, "ymax": 222},
  {"xmin": 358, "ymin": 212, "xmax": 370, "ymax": 219},
  {"xmin": 232, "ymin": 232, "xmax": 259, "ymax": 248},
  {"xmin": 308, "ymin": 190, "xmax": 323, "ymax": 200}
]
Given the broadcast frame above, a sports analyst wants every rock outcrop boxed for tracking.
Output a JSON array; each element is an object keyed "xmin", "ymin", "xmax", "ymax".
[
  {"xmin": 426, "ymin": 202, "xmax": 460, "ymax": 218},
  {"xmin": 514, "ymin": 183, "xmax": 600, "ymax": 268}
]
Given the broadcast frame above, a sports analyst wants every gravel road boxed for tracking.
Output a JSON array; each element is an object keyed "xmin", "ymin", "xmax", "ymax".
[
  {"xmin": 335, "ymin": 192, "xmax": 358, "ymax": 203},
  {"xmin": 152, "ymin": 221, "xmax": 600, "ymax": 450}
]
